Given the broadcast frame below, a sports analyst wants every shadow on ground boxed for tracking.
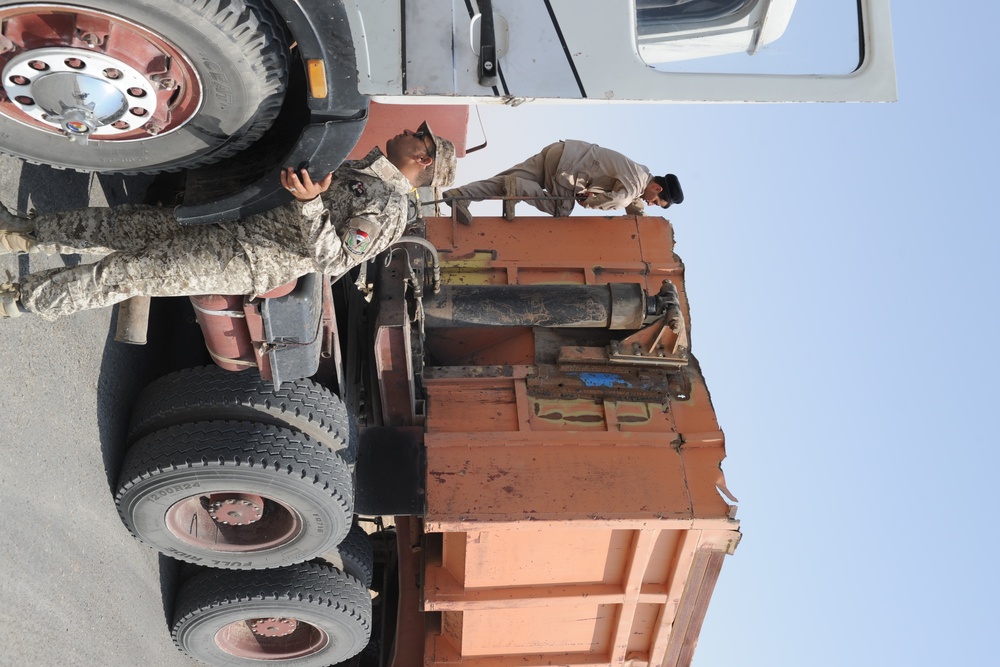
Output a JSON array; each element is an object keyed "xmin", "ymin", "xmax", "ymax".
[{"xmin": 7, "ymin": 161, "xmax": 213, "ymax": 638}]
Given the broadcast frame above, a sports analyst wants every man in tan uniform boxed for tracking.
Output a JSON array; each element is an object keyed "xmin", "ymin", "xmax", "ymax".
[
  {"xmin": 0, "ymin": 123, "xmax": 456, "ymax": 319},
  {"xmin": 443, "ymin": 139, "xmax": 682, "ymax": 224}
]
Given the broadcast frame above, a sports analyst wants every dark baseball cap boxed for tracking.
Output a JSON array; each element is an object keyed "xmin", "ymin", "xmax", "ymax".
[{"xmin": 653, "ymin": 174, "xmax": 684, "ymax": 208}]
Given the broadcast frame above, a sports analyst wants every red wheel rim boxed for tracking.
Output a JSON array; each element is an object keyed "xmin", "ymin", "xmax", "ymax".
[
  {"xmin": 215, "ymin": 617, "xmax": 329, "ymax": 660},
  {"xmin": 0, "ymin": 3, "xmax": 202, "ymax": 142},
  {"xmin": 164, "ymin": 491, "xmax": 304, "ymax": 554}
]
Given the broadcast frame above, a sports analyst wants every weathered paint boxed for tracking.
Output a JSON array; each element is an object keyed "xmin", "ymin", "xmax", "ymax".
[{"xmin": 388, "ymin": 214, "xmax": 737, "ymax": 667}]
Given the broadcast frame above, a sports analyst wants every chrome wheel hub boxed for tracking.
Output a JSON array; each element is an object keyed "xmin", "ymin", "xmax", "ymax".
[{"xmin": 3, "ymin": 47, "xmax": 158, "ymax": 142}]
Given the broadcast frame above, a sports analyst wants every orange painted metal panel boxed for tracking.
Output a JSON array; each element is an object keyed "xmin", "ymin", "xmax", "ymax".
[
  {"xmin": 424, "ymin": 384, "xmax": 521, "ymax": 433},
  {"xmin": 424, "ymin": 328, "xmax": 536, "ymax": 366},
  {"xmin": 403, "ymin": 214, "xmax": 736, "ymax": 667},
  {"xmin": 419, "ymin": 525, "xmax": 737, "ymax": 666},
  {"xmin": 429, "ymin": 216, "xmax": 659, "ymax": 276},
  {"xmin": 460, "ymin": 528, "xmax": 632, "ymax": 589},
  {"xmin": 459, "ymin": 605, "xmax": 618, "ymax": 656},
  {"xmin": 528, "ymin": 397, "xmax": 613, "ymax": 432},
  {"xmin": 425, "ymin": 439, "xmax": 694, "ymax": 523}
]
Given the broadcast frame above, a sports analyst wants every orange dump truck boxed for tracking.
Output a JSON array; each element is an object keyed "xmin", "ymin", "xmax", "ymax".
[{"xmin": 111, "ymin": 107, "xmax": 739, "ymax": 667}]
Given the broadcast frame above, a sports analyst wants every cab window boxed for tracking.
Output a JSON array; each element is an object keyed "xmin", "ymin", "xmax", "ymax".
[{"xmin": 636, "ymin": 0, "xmax": 756, "ymax": 35}]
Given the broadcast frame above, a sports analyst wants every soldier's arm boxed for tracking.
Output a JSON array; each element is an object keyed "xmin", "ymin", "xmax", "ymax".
[
  {"xmin": 284, "ymin": 167, "xmax": 339, "ymax": 244},
  {"xmin": 303, "ymin": 202, "xmax": 386, "ymax": 278}
]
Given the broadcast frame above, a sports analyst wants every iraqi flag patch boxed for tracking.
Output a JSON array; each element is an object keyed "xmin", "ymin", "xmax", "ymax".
[{"xmin": 346, "ymin": 228, "xmax": 371, "ymax": 255}]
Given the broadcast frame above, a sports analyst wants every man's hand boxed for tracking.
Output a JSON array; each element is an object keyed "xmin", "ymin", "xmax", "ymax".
[
  {"xmin": 281, "ymin": 167, "xmax": 333, "ymax": 202},
  {"xmin": 624, "ymin": 200, "xmax": 645, "ymax": 216}
]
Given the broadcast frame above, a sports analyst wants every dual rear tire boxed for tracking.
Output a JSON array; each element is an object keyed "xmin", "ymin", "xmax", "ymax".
[{"xmin": 114, "ymin": 366, "xmax": 372, "ymax": 666}]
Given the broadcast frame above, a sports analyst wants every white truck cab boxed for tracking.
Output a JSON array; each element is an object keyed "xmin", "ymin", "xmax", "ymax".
[{"xmin": 349, "ymin": 0, "xmax": 896, "ymax": 104}]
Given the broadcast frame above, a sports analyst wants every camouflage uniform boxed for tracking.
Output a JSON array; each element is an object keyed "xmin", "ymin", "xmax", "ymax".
[{"xmin": 18, "ymin": 148, "xmax": 412, "ymax": 320}]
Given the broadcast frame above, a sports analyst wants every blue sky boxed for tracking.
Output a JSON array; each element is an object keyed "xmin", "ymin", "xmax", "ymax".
[{"xmin": 452, "ymin": 3, "xmax": 999, "ymax": 665}]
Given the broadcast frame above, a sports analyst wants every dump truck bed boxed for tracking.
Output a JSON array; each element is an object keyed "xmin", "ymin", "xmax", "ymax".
[{"xmin": 384, "ymin": 215, "xmax": 739, "ymax": 667}]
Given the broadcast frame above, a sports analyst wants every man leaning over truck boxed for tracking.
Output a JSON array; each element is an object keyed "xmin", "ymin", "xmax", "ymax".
[
  {"xmin": 443, "ymin": 139, "xmax": 682, "ymax": 225},
  {"xmin": 0, "ymin": 123, "xmax": 456, "ymax": 320}
]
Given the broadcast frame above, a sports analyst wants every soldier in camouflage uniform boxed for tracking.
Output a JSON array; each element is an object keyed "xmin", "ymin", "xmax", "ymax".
[{"xmin": 0, "ymin": 122, "xmax": 456, "ymax": 320}]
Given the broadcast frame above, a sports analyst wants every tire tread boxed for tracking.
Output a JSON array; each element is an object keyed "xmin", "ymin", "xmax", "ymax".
[
  {"xmin": 0, "ymin": 0, "xmax": 289, "ymax": 173},
  {"xmin": 172, "ymin": 563, "xmax": 372, "ymax": 666},
  {"xmin": 115, "ymin": 420, "xmax": 353, "ymax": 568},
  {"xmin": 129, "ymin": 365, "xmax": 356, "ymax": 463}
]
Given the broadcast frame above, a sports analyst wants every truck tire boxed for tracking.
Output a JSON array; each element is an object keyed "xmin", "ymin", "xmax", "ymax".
[
  {"xmin": 116, "ymin": 421, "xmax": 353, "ymax": 569},
  {"xmin": 128, "ymin": 365, "xmax": 357, "ymax": 465},
  {"xmin": 0, "ymin": 0, "xmax": 288, "ymax": 173},
  {"xmin": 172, "ymin": 562, "xmax": 372, "ymax": 667},
  {"xmin": 322, "ymin": 523, "xmax": 374, "ymax": 588}
]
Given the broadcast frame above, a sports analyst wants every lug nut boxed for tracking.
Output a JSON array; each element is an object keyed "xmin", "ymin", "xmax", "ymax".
[{"xmin": 80, "ymin": 32, "xmax": 103, "ymax": 48}]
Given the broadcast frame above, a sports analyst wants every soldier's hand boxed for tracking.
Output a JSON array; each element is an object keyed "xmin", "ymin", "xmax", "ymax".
[{"xmin": 282, "ymin": 167, "xmax": 333, "ymax": 202}]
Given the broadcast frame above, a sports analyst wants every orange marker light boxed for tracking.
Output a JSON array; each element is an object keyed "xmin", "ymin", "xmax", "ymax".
[{"xmin": 306, "ymin": 60, "xmax": 327, "ymax": 99}]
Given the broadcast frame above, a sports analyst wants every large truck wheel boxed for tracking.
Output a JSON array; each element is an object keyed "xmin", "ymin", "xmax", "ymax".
[
  {"xmin": 129, "ymin": 365, "xmax": 357, "ymax": 464},
  {"xmin": 116, "ymin": 421, "xmax": 353, "ymax": 569},
  {"xmin": 172, "ymin": 563, "xmax": 372, "ymax": 667},
  {"xmin": 0, "ymin": 0, "xmax": 288, "ymax": 173}
]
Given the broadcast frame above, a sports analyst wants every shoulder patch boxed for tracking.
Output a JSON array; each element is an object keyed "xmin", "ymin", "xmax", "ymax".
[
  {"xmin": 347, "ymin": 180, "xmax": 366, "ymax": 197},
  {"xmin": 341, "ymin": 216, "xmax": 381, "ymax": 256},
  {"xmin": 345, "ymin": 228, "xmax": 371, "ymax": 255}
]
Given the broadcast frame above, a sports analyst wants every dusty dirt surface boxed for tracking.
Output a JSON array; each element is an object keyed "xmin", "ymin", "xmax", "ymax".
[{"xmin": 0, "ymin": 156, "xmax": 205, "ymax": 666}]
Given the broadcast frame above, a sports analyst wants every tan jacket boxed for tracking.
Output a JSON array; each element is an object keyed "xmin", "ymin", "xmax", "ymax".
[{"xmin": 547, "ymin": 140, "xmax": 652, "ymax": 212}]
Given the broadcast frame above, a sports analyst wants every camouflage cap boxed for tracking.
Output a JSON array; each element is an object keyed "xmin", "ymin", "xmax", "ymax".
[{"xmin": 418, "ymin": 121, "xmax": 456, "ymax": 189}]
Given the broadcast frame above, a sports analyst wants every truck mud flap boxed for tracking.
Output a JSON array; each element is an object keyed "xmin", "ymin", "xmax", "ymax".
[{"xmin": 355, "ymin": 427, "xmax": 425, "ymax": 516}]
